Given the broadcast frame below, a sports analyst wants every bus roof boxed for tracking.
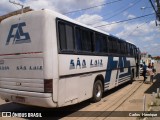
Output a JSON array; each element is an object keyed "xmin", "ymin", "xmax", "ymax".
[
  {"xmin": 1, "ymin": 8, "xmax": 132, "ymax": 45},
  {"xmin": 44, "ymin": 9, "xmax": 136, "ymax": 45},
  {"xmin": 126, "ymin": 40, "xmax": 136, "ymax": 46}
]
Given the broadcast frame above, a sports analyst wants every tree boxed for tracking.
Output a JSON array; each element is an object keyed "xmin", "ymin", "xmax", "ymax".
[{"xmin": 153, "ymin": 56, "xmax": 160, "ymax": 60}]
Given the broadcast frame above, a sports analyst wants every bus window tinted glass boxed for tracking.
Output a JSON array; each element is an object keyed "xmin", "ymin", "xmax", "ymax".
[
  {"xmin": 66, "ymin": 25, "xmax": 74, "ymax": 50},
  {"xmin": 58, "ymin": 22, "xmax": 74, "ymax": 51},
  {"xmin": 108, "ymin": 36, "xmax": 117, "ymax": 53},
  {"xmin": 76, "ymin": 28, "xmax": 93, "ymax": 52},
  {"xmin": 75, "ymin": 28, "xmax": 82, "ymax": 50},
  {"xmin": 95, "ymin": 34, "xmax": 108, "ymax": 53}
]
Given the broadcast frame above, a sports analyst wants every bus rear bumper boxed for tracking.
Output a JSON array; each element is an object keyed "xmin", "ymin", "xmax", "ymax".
[{"xmin": 0, "ymin": 88, "xmax": 57, "ymax": 108}]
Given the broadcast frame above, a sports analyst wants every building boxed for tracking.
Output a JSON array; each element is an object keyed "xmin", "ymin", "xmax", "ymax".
[{"xmin": 140, "ymin": 52, "xmax": 152, "ymax": 65}]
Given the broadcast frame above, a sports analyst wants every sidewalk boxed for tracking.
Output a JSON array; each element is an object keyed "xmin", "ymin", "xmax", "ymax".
[
  {"xmin": 142, "ymin": 63, "xmax": 160, "ymax": 120},
  {"xmin": 114, "ymin": 63, "xmax": 160, "ymax": 120}
]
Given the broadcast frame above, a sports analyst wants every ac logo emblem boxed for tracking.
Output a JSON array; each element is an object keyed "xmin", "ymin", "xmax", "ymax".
[{"xmin": 6, "ymin": 22, "xmax": 31, "ymax": 45}]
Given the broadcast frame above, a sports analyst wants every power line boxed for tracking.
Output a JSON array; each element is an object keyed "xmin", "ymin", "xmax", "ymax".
[
  {"xmin": 87, "ymin": 0, "xmax": 142, "ymax": 26},
  {"xmin": 94, "ymin": 13, "xmax": 154, "ymax": 28},
  {"xmin": 102, "ymin": 0, "xmax": 135, "ymax": 16},
  {"xmin": 133, "ymin": 3, "xmax": 152, "ymax": 30},
  {"xmin": 127, "ymin": 18, "xmax": 152, "ymax": 37},
  {"xmin": 119, "ymin": 16, "xmax": 151, "ymax": 37},
  {"xmin": 64, "ymin": 0, "xmax": 123, "ymax": 14},
  {"xmin": 83, "ymin": 0, "xmax": 135, "ymax": 21},
  {"xmin": 101, "ymin": 0, "xmax": 142, "ymax": 21}
]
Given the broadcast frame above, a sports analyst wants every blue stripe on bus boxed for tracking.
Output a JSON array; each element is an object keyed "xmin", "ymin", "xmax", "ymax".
[
  {"xmin": 104, "ymin": 56, "xmax": 132, "ymax": 85},
  {"xmin": 104, "ymin": 56, "xmax": 118, "ymax": 83},
  {"xmin": 119, "ymin": 57, "xmax": 131, "ymax": 79}
]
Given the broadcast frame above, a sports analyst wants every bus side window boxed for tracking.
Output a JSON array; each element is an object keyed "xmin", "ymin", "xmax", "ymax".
[
  {"xmin": 127, "ymin": 43, "xmax": 130, "ymax": 56},
  {"xmin": 81, "ymin": 29, "xmax": 92, "ymax": 52},
  {"xmin": 112, "ymin": 39, "xmax": 117, "ymax": 53},
  {"xmin": 121, "ymin": 42, "xmax": 126, "ymax": 54},
  {"xmin": 95, "ymin": 34, "xmax": 100, "ymax": 52},
  {"xmin": 130, "ymin": 45, "xmax": 133, "ymax": 56},
  {"xmin": 124, "ymin": 42, "xmax": 127, "ymax": 54},
  {"xmin": 108, "ymin": 37, "xmax": 113, "ymax": 53},
  {"xmin": 58, "ymin": 22, "xmax": 74, "ymax": 51},
  {"xmin": 95, "ymin": 34, "xmax": 108, "ymax": 53},
  {"xmin": 103, "ymin": 36, "xmax": 108, "ymax": 53},
  {"xmin": 66, "ymin": 25, "xmax": 74, "ymax": 51},
  {"xmin": 95, "ymin": 33, "xmax": 105, "ymax": 53},
  {"xmin": 59, "ymin": 22, "xmax": 66, "ymax": 50},
  {"xmin": 108, "ymin": 36, "xmax": 117, "ymax": 54},
  {"xmin": 76, "ymin": 27, "xmax": 93, "ymax": 52},
  {"xmin": 117, "ymin": 41, "xmax": 121, "ymax": 54},
  {"xmin": 75, "ymin": 28, "xmax": 82, "ymax": 51},
  {"xmin": 134, "ymin": 46, "xmax": 136, "ymax": 56},
  {"xmin": 119, "ymin": 42, "xmax": 123, "ymax": 54}
]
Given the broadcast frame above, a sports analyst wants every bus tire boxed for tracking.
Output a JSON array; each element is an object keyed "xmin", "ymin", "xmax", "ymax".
[{"xmin": 91, "ymin": 80, "xmax": 103, "ymax": 102}]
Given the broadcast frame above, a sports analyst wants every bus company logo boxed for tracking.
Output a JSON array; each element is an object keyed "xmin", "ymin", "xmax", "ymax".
[{"xmin": 6, "ymin": 22, "xmax": 31, "ymax": 45}]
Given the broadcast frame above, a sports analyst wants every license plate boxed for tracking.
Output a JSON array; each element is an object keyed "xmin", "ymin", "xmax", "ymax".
[{"xmin": 15, "ymin": 96, "xmax": 25, "ymax": 103}]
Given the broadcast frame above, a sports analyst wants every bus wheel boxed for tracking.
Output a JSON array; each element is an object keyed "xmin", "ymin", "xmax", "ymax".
[{"xmin": 92, "ymin": 80, "xmax": 103, "ymax": 102}]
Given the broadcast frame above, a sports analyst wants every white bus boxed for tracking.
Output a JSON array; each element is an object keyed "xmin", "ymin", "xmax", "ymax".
[{"xmin": 0, "ymin": 9, "xmax": 140, "ymax": 108}]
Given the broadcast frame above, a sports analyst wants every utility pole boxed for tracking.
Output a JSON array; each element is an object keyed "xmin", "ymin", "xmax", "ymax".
[
  {"xmin": 9, "ymin": 0, "xmax": 24, "ymax": 14},
  {"xmin": 149, "ymin": 0, "xmax": 157, "ymax": 14},
  {"xmin": 155, "ymin": 0, "xmax": 160, "ymax": 21},
  {"xmin": 149, "ymin": 0, "xmax": 160, "ymax": 26}
]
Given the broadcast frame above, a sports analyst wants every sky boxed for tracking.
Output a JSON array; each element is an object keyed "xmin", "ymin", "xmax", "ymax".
[{"xmin": 0, "ymin": 0, "xmax": 160, "ymax": 56}]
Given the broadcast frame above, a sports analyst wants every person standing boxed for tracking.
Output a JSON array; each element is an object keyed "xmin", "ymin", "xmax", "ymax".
[
  {"xmin": 148, "ymin": 63, "xmax": 154, "ymax": 82},
  {"xmin": 152, "ymin": 62, "xmax": 156, "ymax": 73},
  {"xmin": 148, "ymin": 62, "xmax": 153, "ymax": 83},
  {"xmin": 143, "ymin": 62, "xmax": 147, "ymax": 83},
  {"xmin": 150, "ymin": 62, "xmax": 156, "ymax": 83},
  {"xmin": 148, "ymin": 63, "xmax": 152, "ymax": 68}
]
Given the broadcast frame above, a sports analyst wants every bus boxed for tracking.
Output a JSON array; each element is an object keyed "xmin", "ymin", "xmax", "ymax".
[{"xmin": 0, "ymin": 9, "xmax": 140, "ymax": 108}]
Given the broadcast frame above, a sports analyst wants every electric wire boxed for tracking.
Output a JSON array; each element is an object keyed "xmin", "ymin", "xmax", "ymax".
[
  {"xmin": 127, "ymin": 18, "xmax": 152, "ymax": 37},
  {"xmin": 94, "ymin": 13, "xmax": 154, "ymax": 28},
  {"xmin": 87, "ymin": 0, "xmax": 142, "ymax": 26},
  {"xmin": 63, "ymin": 0, "xmax": 123, "ymax": 14},
  {"xmin": 123, "ymin": 4, "xmax": 150, "ymax": 37}
]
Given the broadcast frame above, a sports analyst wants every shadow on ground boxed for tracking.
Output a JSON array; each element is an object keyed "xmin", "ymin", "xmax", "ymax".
[{"xmin": 144, "ymin": 73, "xmax": 160, "ymax": 94}]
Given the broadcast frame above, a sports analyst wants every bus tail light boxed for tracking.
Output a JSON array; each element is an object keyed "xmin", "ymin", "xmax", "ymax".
[{"xmin": 44, "ymin": 79, "xmax": 53, "ymax": 93}]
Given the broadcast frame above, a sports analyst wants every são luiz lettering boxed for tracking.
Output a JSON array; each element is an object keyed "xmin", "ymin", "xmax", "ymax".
[
  {"xmin": 16, "ymin": 66, "xmax": 43, "ymax": 70},
  {"xmin": 0, "ymin": 66, "xmax": 9, "ymax": 70}
]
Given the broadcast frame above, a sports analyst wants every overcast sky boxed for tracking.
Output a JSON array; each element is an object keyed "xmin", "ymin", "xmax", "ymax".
[{"xmin": 0, "ymin": 0, "xmax": 160, "ymax": 56}]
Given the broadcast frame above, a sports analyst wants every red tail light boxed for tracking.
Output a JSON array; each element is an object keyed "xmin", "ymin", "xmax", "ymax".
[{"xmin": 44, "ymin": 79, "xmax": 52, "ymax": 93}]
